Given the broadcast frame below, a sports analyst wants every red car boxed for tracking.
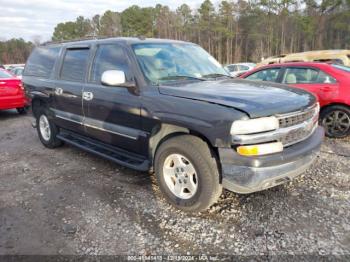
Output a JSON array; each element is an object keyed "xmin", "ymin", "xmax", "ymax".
[
  {"xmin": 240, "ymin": 62, "xmax": 350, "ymax": 138},
  {"xmin": 0, "ymin": 68, "xmax": 28, "ymax": 114}
]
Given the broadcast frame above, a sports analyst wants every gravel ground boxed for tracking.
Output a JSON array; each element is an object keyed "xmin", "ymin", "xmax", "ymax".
[{"xmin": 0, "ymin": 110, "xmax": 349, "ymax": 258}]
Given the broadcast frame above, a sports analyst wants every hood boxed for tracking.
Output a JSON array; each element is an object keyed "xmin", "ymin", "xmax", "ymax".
[{"xmin": 158, "ymin": 79, "xmax": 316, "ymax": 118}]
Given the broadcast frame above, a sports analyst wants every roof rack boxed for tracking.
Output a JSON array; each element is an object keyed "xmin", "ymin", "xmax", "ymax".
[{"xmin": 41, "ymin": 35, "xmax": 114, "ymax": 46}]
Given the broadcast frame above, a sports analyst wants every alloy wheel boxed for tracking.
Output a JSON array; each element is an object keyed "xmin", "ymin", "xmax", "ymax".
[
  {"xmin": 322, "ymin": 110, "xmax": 350, "ymax": 137},
  {"xmin": 39, "ymin": 115, "xmax": 51, "ymax": 141},
  {"xmin": 163, "ymin": 154, "xmax": 198, "ymax": 199}
]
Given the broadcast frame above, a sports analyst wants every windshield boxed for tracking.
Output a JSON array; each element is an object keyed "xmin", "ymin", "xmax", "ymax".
[
  {"xmin": 332, "ymin": 64, "xmax": 350, "ymax": 73},
  {"xmin": 132, "ymin": 43, "xmax": 229, "ymax": 84}
]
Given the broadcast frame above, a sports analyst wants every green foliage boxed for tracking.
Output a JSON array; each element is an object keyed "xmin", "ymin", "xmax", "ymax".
[
  {"xmin": 3, "ymin": 0, "xmax": 350, "ymax": 64},
  {"xmin": 0, "ymin": 38, "xmax": 33, "ymax": 64},
  {"xmin": 121, "ymin": 6, "xmax": 155, "ymax": 37}
]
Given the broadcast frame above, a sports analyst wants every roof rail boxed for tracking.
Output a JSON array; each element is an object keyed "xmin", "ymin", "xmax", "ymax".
[{"xmin": 41, "ymin": 35, "xmax": 114, "ymax": 46}]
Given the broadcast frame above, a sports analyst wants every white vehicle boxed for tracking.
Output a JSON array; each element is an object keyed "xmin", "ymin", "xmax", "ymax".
[
  {"xmin": 225, "ymin": 63, "xmax": 256, "ymax": 77},
  {"xmin": 10, "ymin": 66, "xmax": 25, "ymax": 79}
]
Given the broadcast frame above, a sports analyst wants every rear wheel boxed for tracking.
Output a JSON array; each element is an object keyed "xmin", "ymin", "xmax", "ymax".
[
  {"xmin": 154, "ymin": 135, "xmax": 222, "ymax": 212},
  {"xmin": 16, "ymin": 107, "xmax": 27, "ymax": 114},
  {"xmin": 36, "ymin": 108, "xmax": 63, "ymax": 148},
  {"xmin": 320, "ymin": 105, "xmax": 350, "ymax": 138}
]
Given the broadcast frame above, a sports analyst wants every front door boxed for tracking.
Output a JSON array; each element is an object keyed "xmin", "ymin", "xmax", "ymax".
[
  {"xmin": 82, "ymin": 44, "xmax": 143, "ymax": 154},
  {"xmin": 53, "ymin": 47, "xmax": 90, "ymax": 134}
]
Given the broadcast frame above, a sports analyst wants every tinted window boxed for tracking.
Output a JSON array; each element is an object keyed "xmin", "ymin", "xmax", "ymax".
[
  {"xmin": 24, "ymin": 46, "xmax": 60, "ymax": 77},
  {"xmin": 245, "ymin": 68, "xmax": 280, "ymax": 82},
  {"xmin": 282, "ymin": 68, "xmax": 336, "ymax": 84},
  {"xmin": 60, "ymin": 48, "xmax": 89, "ymax": 82},
  {"xmin": 91, "ymin": 45, "xmax": 130, "ymax": 83}
]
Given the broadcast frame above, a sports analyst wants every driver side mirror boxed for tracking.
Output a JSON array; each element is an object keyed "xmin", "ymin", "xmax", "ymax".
[
  {"xmin": 101, "ymin": 70, "xmax": 126, "ymax": 86},
  {"xmin": 101, "ymin": 70, "xmax": 138, "ymax": 93}
]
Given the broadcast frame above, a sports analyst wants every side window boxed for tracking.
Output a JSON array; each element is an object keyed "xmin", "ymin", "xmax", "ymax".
[
  {"xmin": 245, "ymin": 68, "xmax": 280, "ymax": 82},
  {"xmin": 317, "ymin": 71, "xmax": 336, "ymax": 84},
  {"xmin": 283, "ymin": 68, "xmax": 336, "ymax": 84},
  {"xmin": 227, "ymin": 65, "xmax": 235, "ymax": 72},
  {"xmin": 24, "ymin": 46, "xmax": 61, "ymax": 77},
  {"xmin": 238, "ymin": 65, "xmax": 249, "ymax": 70},
  {"xmin": 90, "ymin": 44, "xmax": 131, "ymax": 83},
  {"xmin": 60, "ymin": 48, "xmax": 89, "ymax": 82}
]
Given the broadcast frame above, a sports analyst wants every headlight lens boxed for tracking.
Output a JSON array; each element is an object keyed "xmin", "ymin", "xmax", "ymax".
[{"xmin": 230, "ymin": 116, "xmax": 279, "ymax": 135}]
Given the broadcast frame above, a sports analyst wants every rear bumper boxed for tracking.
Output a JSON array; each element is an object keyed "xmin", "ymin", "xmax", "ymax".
[
  {"xmin": 219, "ymin": 126, "xmax": 324, "ymax": 194},
  {"xmin": 0, "ymin": 95, "xmax": 28, "ymax": 110}
]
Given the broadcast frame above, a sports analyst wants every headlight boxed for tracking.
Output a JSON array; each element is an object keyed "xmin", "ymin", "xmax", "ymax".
[{"xmin": 230, "ymin": 116, "xmax": 279, "ymax": 135}]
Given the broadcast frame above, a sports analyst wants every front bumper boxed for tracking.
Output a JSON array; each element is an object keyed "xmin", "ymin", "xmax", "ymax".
[{"xmin": 219, "ymin": 126, "xmax": 324, "ymax": 194}]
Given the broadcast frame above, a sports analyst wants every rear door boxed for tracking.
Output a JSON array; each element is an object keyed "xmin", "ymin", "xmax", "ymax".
[
  {"xmin": 281, "ymin": 67, "xmax": 339, "ymax": 106},
  {"xmin": 53, "ymin": 46, "xmax": 91, "ymax": 134},
  {"xmin": 82, "ymin": 43, "xmax": 143, "ymax": 154}
]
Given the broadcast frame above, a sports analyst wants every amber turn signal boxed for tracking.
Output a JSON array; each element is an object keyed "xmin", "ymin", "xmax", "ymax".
[{"xmin": 237, "ymin": 142, "xmax": 283, "ymax": 156}]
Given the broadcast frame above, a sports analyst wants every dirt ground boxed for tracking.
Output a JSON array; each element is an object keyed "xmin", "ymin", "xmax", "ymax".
[{"xmin": 0, "ymin": 110, "xmax": 349, "ymax": 258}]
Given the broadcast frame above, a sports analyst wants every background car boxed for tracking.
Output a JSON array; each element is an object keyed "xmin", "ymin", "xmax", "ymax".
[
  {"xmin": 10, "ymin": 66, "xmax": 24, "ymax": 79},
  {"xmin": 258, "ymin": 50, "xmax": 350, "ymax": 67},
  {"xmin": 240, "ymin": 62, "xmax": 350, "ymax": 138},
  {"xmin": 224, "ymin": 63, "xmax": 256, "ymax": 77},
  {"xmin": 0, "ymin": 68, "xmax": 28, "ymax": 114}
]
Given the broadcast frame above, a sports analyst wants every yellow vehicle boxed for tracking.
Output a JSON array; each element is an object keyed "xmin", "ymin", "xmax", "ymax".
[{"xmin": 258, "ymin": 50, "xmax": 350, "ymax": 67}]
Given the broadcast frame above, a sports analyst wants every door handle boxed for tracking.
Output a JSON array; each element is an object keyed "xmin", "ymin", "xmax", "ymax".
[
  {"xmin": 82, "ymin": 91, "xmax": 94, "ymax": 101},
  {"xmin": 55, "ymin": 87, "xmax": 63, "ymax": 95}
]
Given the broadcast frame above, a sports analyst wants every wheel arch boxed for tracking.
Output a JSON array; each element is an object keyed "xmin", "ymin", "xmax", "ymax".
[
  {"xmin": 320, "ymin": 102, "xmax": 350, "ymax": 113},
  {"xmin": 31, "ymin": 97, "xmax": 48, "ymax": 118},
  {"xmin": 149, "ymin": 124, "xmax": 221, "ymax": 177}
]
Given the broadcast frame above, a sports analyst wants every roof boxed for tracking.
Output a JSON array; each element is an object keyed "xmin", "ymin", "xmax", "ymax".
[
  {"xmin": 42, "ymin": 37, "xmax": 189, "ymax": 47},
  {"xmin": 259, "ymin": 61, "xmax": 333, "ymax": 68}
]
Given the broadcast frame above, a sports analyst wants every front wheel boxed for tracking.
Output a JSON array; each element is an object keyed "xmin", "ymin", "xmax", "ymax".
[
  {"xmin": 320, "ymin": 105, "xmax": 350, "ymax": 138},
  {"xmin": 154, "ymin": 135, "xmax": 222, "ymax": 212},
  {"xmin": 36, "ymin": 108, "xmax": 63, "ymax": 148}
]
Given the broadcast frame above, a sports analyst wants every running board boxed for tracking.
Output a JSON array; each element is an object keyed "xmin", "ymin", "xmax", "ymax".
[{"xmin": 57, "ymin": 130, "xmax": 149, "ymax": 171}]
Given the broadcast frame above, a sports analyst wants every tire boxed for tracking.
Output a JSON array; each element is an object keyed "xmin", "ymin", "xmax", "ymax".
[
  {"xmin": 17, "ymin": 107, "xmax": 27, "ymax": 115},
  {"xmin": 154, "ymin": 135, "xmax": 222, "ymax": 212},
  {"xmin": 320, "ymin": 105, "xmax": 350, "ymax": 138},
  {"xmin": 36, "ymin": 108, "xmax": 63, "ymax": 148}
]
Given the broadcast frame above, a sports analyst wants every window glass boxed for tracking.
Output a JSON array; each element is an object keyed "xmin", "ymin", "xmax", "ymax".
[
  {"xmin": 24, "ymin": 46, "xmax": 61, "ymax": 77},
  {"xmin": 238, "ymin": 65, "xmax": 249, "ymax": 70},
  {"xmin": 245, "ymin": 68, "xmax": 280, "ymax": 82},
  {"xmin": 91, "ymin": 45, "xmax": 130, "ymax": 83},
  {"xmin": 317, "ymin": 71, "xmax": 337, "ymax": 83},
  {"xmin": 60, "ymin": 48, "xmax": 89, "ymax": 82},
  {"xmin": 132, "ymin": 43, "xmax": 228, "ymax": 84},
  {"xmin": 0, "ymin": 70, "xmax": 13, "ymax": 78},
  {"xmin": 227, "ymin": 65, "xmax": 235, "ymax": 72},
  {"xmin": 282, "ymin": 68, "xmax": 336, "ymax": 84}
]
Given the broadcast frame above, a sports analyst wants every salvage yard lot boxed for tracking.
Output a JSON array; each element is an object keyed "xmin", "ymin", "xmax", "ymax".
[{"xmin": 0, "ymin": 110, "xmax": 349, "ymax": 256}]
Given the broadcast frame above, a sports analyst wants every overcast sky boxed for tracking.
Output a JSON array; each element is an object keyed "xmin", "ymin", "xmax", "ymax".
[{"xmin": 0, "ymin": 0, "xmax": 207, "ymax": 42}]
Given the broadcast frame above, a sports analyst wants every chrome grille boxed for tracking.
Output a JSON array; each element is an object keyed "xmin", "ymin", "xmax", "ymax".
[
  {"xmin": 277, "ymin": 105, "xmax": 319, "ymax": 147},
  {"xmin": 278, "ymin": 109, "xmax": 315, "ymax": 128}
]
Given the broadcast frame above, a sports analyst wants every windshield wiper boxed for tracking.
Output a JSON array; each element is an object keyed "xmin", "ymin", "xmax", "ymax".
[
  {"xmin": 202, "ymin": 73, "xmax": 232, "ymax": 79},
  {"xmin": 159, "ymin": 75, "xmax": 207, "ymax": 81}
]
